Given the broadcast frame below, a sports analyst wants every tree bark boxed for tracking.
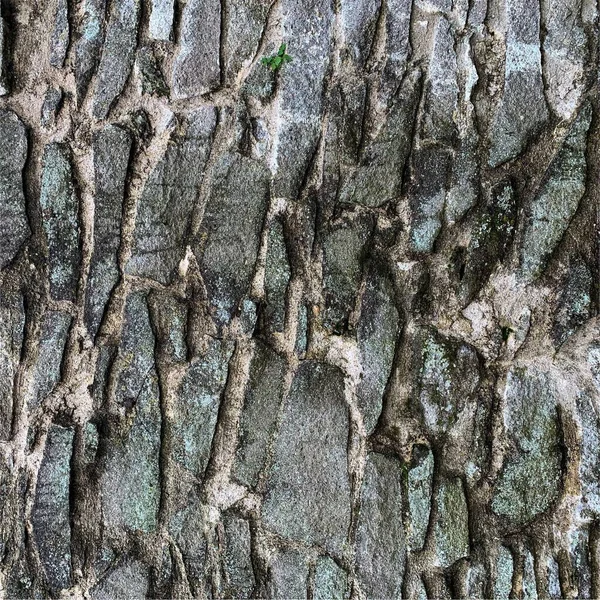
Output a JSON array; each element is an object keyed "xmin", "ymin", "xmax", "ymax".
[{"xmin": 0, "ymin": 0, "xmax": 598, "ymax": 598}]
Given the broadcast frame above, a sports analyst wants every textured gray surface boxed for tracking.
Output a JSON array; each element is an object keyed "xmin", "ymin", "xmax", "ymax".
[{"xmin": 0, "ymin": 0, "xmax": 599, "ymax": 598}]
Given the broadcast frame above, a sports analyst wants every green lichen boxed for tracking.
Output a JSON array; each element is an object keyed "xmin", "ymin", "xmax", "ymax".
[
  {"xmin": 417, "ymin": 332, "xmax": 479, "ymax": 437},
  {"xmin": 314, "ymin": 556, "xmax": 347, "ymax": 600},
  {"xmin": 433, "ymin": 477, "xmax": 470, "ymax": 567},
  {"xmin": 407, "ymin": 445, "xmax": 434, "ymax": 551},
  {"xmin": 492, "ymin": 367, "xmax": 561, "ymax": 525},
  {"xmin": 40, "ymin": 143, "xmax": 80, "ymax": 300},
  {"xmin": 521, "ymin": 103, "xmax": 591, "ymax": 279},
  {"xmin": 494, "ymin": 546, "xmax": 513, "ymax": 598}
]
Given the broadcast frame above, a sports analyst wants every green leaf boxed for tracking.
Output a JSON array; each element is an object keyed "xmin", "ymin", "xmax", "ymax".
[{"xmin": 261, "ymin": 43, "xmax": 291, "ymax": 71}]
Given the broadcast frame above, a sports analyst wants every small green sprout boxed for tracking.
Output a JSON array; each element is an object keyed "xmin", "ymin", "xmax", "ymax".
[{"xmin": 261, "ymin": 43, "xmax": 292, "ymax": 71}]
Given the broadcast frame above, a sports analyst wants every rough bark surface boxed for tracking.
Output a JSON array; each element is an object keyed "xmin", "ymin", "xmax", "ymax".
[{"xmin": 0, "ymin": 0, "xmax": 599, "ymax": 598}]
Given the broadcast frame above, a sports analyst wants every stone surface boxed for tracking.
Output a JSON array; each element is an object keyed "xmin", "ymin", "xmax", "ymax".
[
  {"xmin": 0, "ymin": 19, "xmax": 6, "ymax": 95},
  {"xmin": 338, "ymin": 69, "xmax": 421, "ymax": 207},
  {"xmin": 262, "ymin": 361, "xmax": 351, "ymax": 554},
  {"xmin": 407, "ymin": 445, "xmax": 434, "ymax": 551},
  {"xmin": 271, "ymin": 0, "xmax": 334, "ymax": 199},
  {"xmin": 421, "ymin": 16, "xmax": 458, "ymax": 144},
  {"xmin": 172, "ymin": 339, "xmax": 234, "ymax": 477},
  {"xmin": 445, "ymin": 135, "xmax": 479, "ymax": 224},
  {"xmin": 222, "ymin": 514, "xmax": 255, "ymax": 599},
  {"xmin": 1, "ymin": 1, "xmax": 600, "ymax": 597},
  {"xmin": 520, "ymin": 104, "xmax": 591, "ymax": 279},
  {"xmin": 198, "ymin": 153, "xmax": 270, "ymax": 326},
  {"xmin": 492, "ymin": 367, "xmax": 562, "ymax": 526},
  {"xmin": 548, "ymin": 556, "xmax": 561, "ymax": 599},
  {"xmin": 494, "ymin": 546, "xmax": 514, "ymax": 598},
  {"xmin": 433, "ymin": 477, "xmax": 470, "ymax": 567},
  {"xmin": 416, "ymin": 330, "xmax": 480, "ymax": 441},
  {"xmin": 314, "ymin": 556, "xmax": 347, "ymax": 600},
  {"xmin": 577, "ymin": 390, "xmax": 600, "ymax": 518},
  {"xmin": 128, "ymin": 108, "xmax": 216, "ymax": 284},
  {"xmin": 410, "ymin": 147, "xmax": 452, "ymax": 253},
  {"xmin": 0, "ymin": 291, "xmax": 24, "ymax": 440},
  {"xmin": 340, "ymin": 0, "xmax": 380, "ymax": 67},
  {"xmin": 40, "ymin": 87, "xmax": 63, "ymax": 127},
  {"xmin": 356, "ymin": 453, "xmax": 405, "ymax": 598},
  {"xmin": 466, "ymin": 561, "xmax": 486, "ymax": 599},
  {"xmin": 86, "ymin": 125, "xmax": 132, "ymax": 337},
  {"xmin": 100, "ymin": 293, "xmax": 160, "ymax": 533},
  {"xmin": 542, "ymin": 0, "xmax": 587, "ymax": 119},
  {"xmin": 25, "ymin": 311, "xmax": 71, "ymax": 410},
  {"xmin": 459, "ymin": 183, "xmax": 516, "ymax": 305},
  {"xmin": 92, "ymin": 0, "xmax": 140, "ymax": 118},
  {"xmin": 49, "ymin": 0, "xmax": 69, "ymax": 68},
  {"xmin": 40, "ymin": 143, "xmax": 81, "ymax": 302},
  {"xmin": 74, "ymin": 0, "xmax": 105, "ymax": 100},
  {"xmin": 172, "ymin": 0, "xmax": 221, "ymax": 98},
  {"xmin": 173, "ymin": 498, "xmax": 208, "ymax": 594},
  {"xmin": 268, "ymin": 550, "xmax": 308, "ymax": 599},
  {"xmin": 32, "ymin": 425, "xmax": 73, "ymax": 591},
  {"xmin": 523, "ymin": 550, "xmax": 537, "ymax": 599},
  {"xmin": 263, "ymin": 219, "xmax": 290, "ymax": 333},
  {"xmin": 322, "ymin": 214, "xmax": 373, "ymax": 330},
  {"xmin": 149, "ymin": 291, "xmax": 188, "ymax": 362},
  {"xmin": 148, "ymin": 0, "xmax": 174, "ymax": 41},
  {"xmin": 357, "ymin": 269, "xmax": 399, "ymax": 432},
  {"xmin": 223, "ymin": 0, "xmax": 270, "ymax": 82},
  {"xmin": 91, "ymin": 559, "xmax": 149, "ymax": 599},
  {"xmin": 571, "ymin": 527, "xmax": 592, "ymax": 598},
  {"xmin": 136, "ymin": 46, "xmax": 169, "ymax": 97},
  {"xmin": 295, "ymin": 304, "xmax": 308, "ymax": 355},
  {"xmin": 0, "ymin": 110, "xmax": 29, "ymax": 269},
  {"xmin": 488, "ymin": 0, "xmax": 549, "ymax": 166},
  {"xmin": 552, "ymin": 259, "xmax": 592, "ymax": 347},
  {"xmin": 233, "ymin": 341, "xmax": 287, "ymax": 488}
]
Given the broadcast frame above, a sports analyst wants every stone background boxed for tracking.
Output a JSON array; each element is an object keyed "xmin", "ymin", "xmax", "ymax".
[{"xmin": 0, "ymin": 0, "xmax": 599, "ymax": 598}]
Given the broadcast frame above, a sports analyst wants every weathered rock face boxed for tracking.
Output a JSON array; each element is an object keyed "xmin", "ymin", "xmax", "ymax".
[
  {"xmin": 86, "ymin": 125, "xmax": 132, "ymax": 337},
  {"xmin": 40, "ymin": 143, "xmax": 81, "ymax": 302},
  {"xmin": 262, "ymin": 361, "xmax": 351, "ymax": 555},
  {"xmin": 127, "ymin": 107, "xmax": 217, "ymax": 284},
  {"xmin": 356, "ymin": 453, "xmax": 405, "ymax": 598},
  {"xmin": 0, "ymin": 291, "xmax": 24, "ymax": 440},
  {"xmin": 0, "ymin": 110, "xmax": 29, "ymax": 269},
  {"xmin": 488, "ymin": 0, "xmax": 549, "ymax": 167},
  {"xmin": 92, "ymin": 0, "xmax": 140, "ymax": 118},
  {"xmin": 492, "ymin": 367, "xmax": 562, "ymax": 526},
  {"xmin": 2, "ymin": 0, "xmax": 600, "ymax": 598},
  {"xmin": 198, "ymin": 153, "xmax": 270, "ymax": 327},
  {"xmin": 100, "ymin": 292, "xmax": 161, "ymax": 534},
  {"xmin": 172, "ymin": 0, "xmax": 221, "ymax": 98},
  {"xmin": 32, "ymin": 425, "xmax": 74, "ymax": 592}
]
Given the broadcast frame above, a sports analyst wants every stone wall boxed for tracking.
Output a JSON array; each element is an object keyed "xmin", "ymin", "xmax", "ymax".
[{"xmin": 0, "ymin": 0, "xmax": 599, "ymax": 598}]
